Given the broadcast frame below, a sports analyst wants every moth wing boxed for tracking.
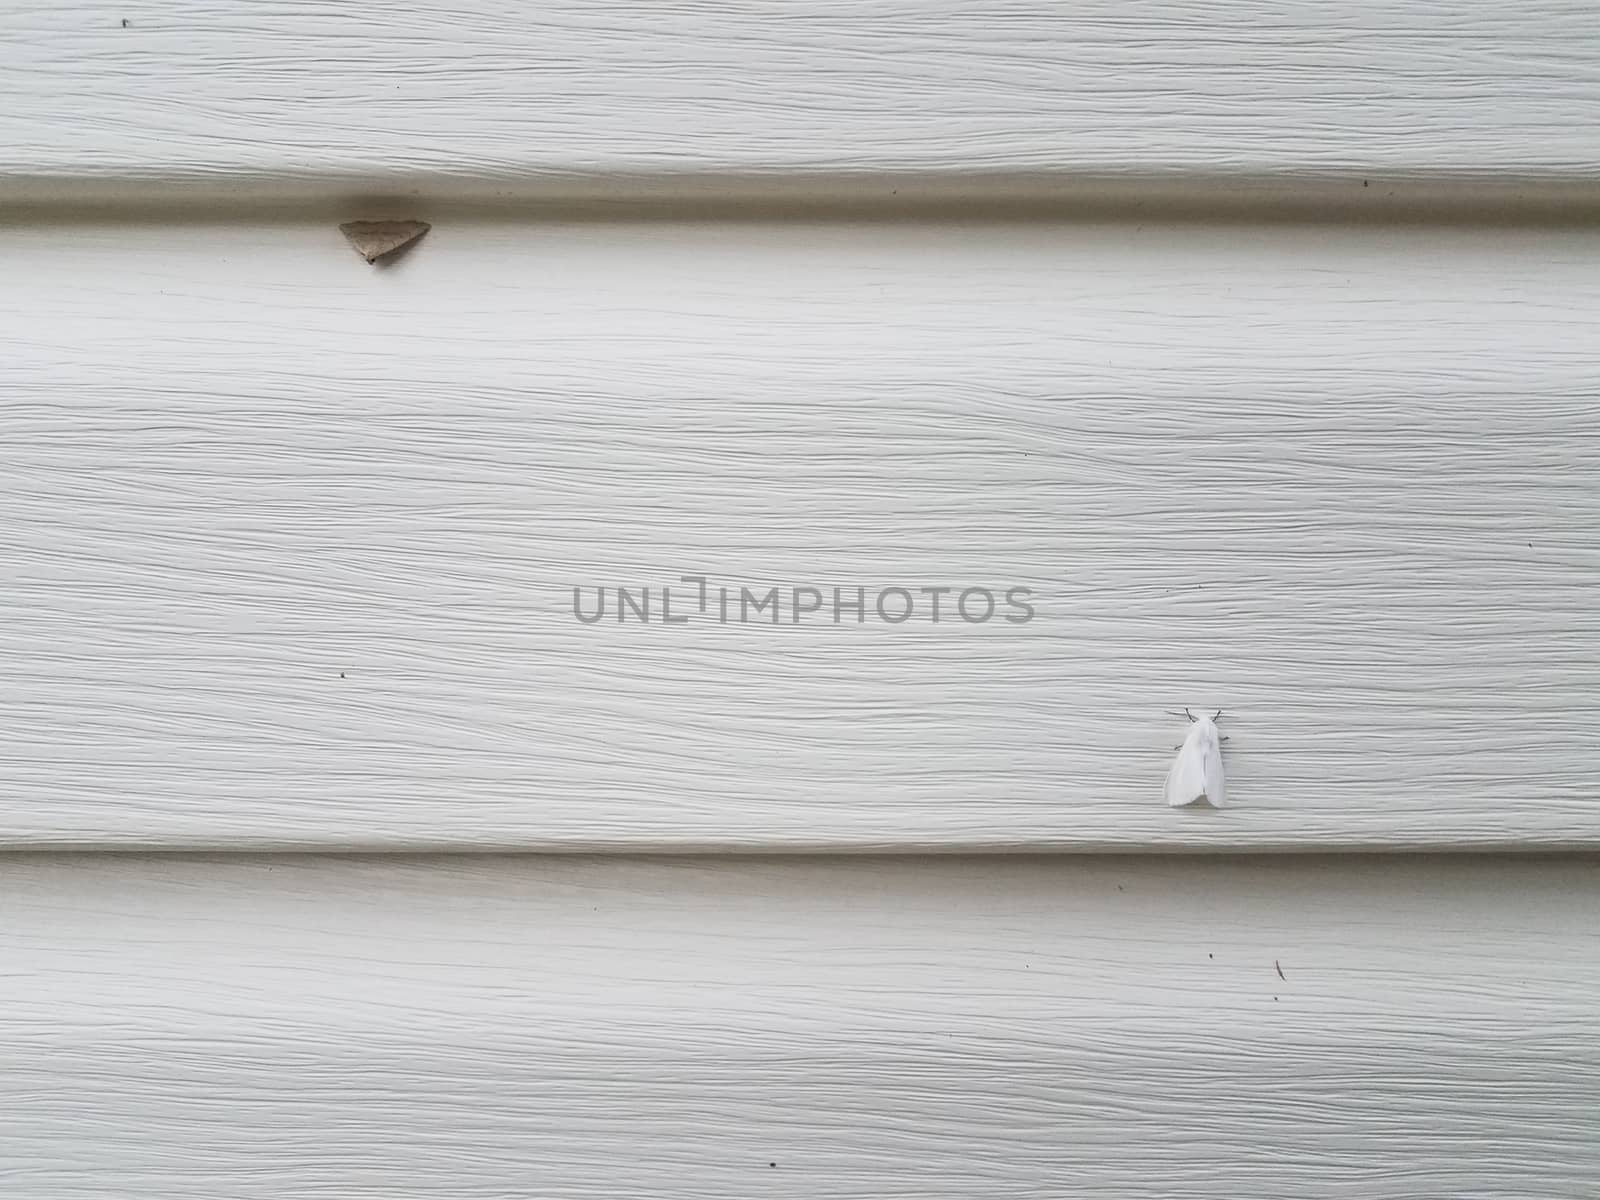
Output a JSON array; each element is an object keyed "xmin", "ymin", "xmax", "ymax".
[
  {"xmin": 1202, "ymin": 737, "xmax": 1226, "ymax": 808},
  {"xmin": 1164, "ymin": 735, "xmax": 1209, "ymax": 807}
]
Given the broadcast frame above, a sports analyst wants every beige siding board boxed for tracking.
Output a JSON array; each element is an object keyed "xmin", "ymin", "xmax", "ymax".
[
  {"xmin": 3, "ymin": 0, "xmax": 1600, "ymax": 197},
  {"xmin": 3, "ymin": 219, "xmax": 1597, "ymax": 850},
  {"xmin": 5, "ymin": 853, "xmax": 1599, "ymax": 1197}
]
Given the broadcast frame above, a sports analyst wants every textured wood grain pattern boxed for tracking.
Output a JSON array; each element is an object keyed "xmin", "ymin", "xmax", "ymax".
[
  {"xmin": 4, "ymin": 218, "xmax": 1599, "ymax": 850},
  {"xmin": 4, "ymin": 853, "xmax": 1598, "ymax": 1197},
  {"xmin": 3, "ymin": 0, "xmax": 1600, "ymax": 196}
]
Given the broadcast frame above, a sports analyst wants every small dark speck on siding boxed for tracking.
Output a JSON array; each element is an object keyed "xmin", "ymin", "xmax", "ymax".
[{"xmin": 121, "ymin": 18, "xmax": 130, "ymax": 26}]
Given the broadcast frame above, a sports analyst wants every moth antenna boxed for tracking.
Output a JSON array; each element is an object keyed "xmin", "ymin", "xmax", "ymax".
[
  {"xmin": 1186, "ymin": 708, "xmax": 1196, "ymax": 722},
  {"xmin": 1212, "ymin": 709, "xmax": 1223, "ymax": 721},
  {"xmin": 1220, "ymin": 735, "xmax": 1230, "ymax": 743}
]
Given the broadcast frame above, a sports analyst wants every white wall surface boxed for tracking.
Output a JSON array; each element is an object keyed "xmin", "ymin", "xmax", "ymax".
[
  {"xmin": 5, "ymin": 5, "xmax": 1598, "ymax": 1193},
  {"xmin": 5, "ymin": 853, "xmax": 1597, "ymax": 1199},
  {"xmin": 4, "ymin": 0, "xmax": 1600, "ymax": 194},
  {"xmin": 4, "ymin": 219, "xmax": 1598, "ymax": 850}
]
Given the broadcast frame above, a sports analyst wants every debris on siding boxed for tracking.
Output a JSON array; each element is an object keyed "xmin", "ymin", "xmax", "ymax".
[
  {"xmin": 339, "ymin": 220, "xmax": 430, "ymax": 264},
  {"xmin": 1165, "ymin": 708, "xmax": 1226, "ymax": 808}
]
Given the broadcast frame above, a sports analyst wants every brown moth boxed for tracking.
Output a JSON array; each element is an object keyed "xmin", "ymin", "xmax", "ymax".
[{"xmin": 339, "ymin": 220, "xmax": 430, "ymax": 264}]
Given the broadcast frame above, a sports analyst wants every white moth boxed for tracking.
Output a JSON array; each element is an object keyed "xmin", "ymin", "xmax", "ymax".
[{"xmin": 1165, "ymin": 709, "xmax": 1226, "ymax": 808}]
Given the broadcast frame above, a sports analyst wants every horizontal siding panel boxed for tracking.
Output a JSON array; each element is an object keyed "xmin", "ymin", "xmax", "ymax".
[
  {"xmin": 3, "ymin": 219, "xmax": 1599, "ymax": 850},
  {"xmin": 3, "ymin": 0, "xmax": 1599, "ymax": 196},
  {"xmin": 5, "ymin": 853, "xmax": 1598, "ymax": 1197}
]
